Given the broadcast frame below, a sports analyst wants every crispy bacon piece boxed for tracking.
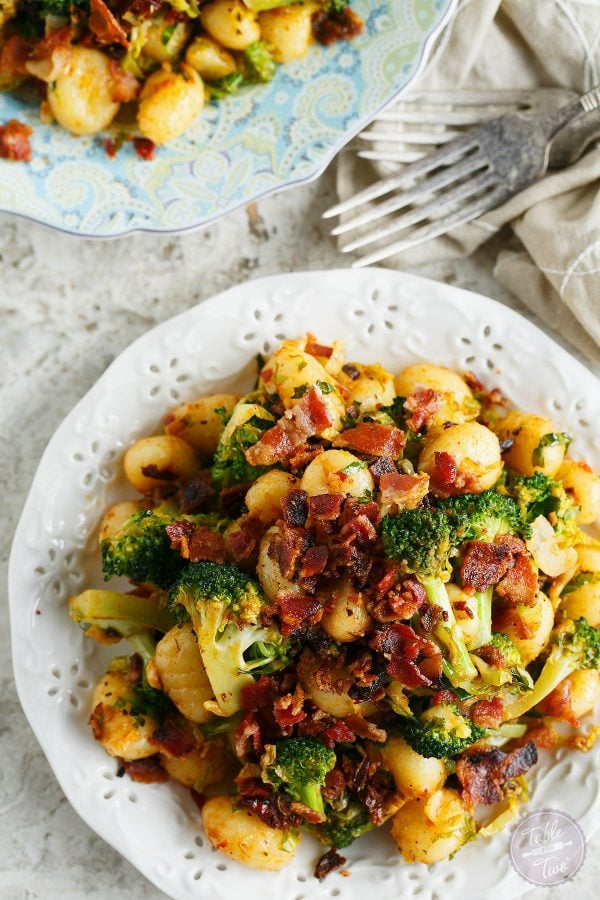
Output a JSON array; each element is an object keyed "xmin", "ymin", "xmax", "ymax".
[
  {"xmin": 300, "ymin": 545, "xmax": 329, "ymax": 578},
  {"xmin": 315, "ymin": 848, "xmax": 347, "ymax": 879},
  {"xmin": 475, "ymin": 644, "xmax": 505, "ymax": 667},
  {"xmin": 246, "ymin": 387, "xmax": 333, "ymax": 466},
  {"xmin": 379, "ymin": 471, "xmax": 430, "ymax": 510},
  {"xmin": 273, "ymin": 684, "xmax": 307, "ymax": 729},
  {"xmin": 536, "ymin": 677, "xmax": 579, "ymax": 726},
  {"xmin": 343, "ymin": 716, "xmax": 387, "ymax": 743},
  {"xmin": 308, "ymin": 493, "xmax": 344, "ymax": 521},
  {"xmin": 277, "ymin": 593, "xmax": 323, "ymax": 635},
  {"xmin": 369, "ymin": 623, "xmax": 442, "ymax": 687},
  {"xmin": 404, "ymin": 388, "xmax": 441, "ymax": 432},
  {"xmin": 0, "ymin": 36, "xmax": 30, "ymax": 78},
  {"xmin": 510, "ymin": 723, "xmax": 560, "ymax": 751},
  {"xmin": 457, "ymin": 741, "xmax": 538, "ymax": 808},
  {"xmin": 471, "ymin": 696, "xmax": 504, "ymax": 729},
  {"xmin": 282, "ymin": 489, "xmax": 308, "ymax": 527},
  {"xmin": 0, "ymin": 120, "xmax": 32, "ymax": 162},
  {"xmin": 234, "ymin": 712, "xmax": 263, "ymax": 760},
  {"xmin": 323, "ymin": 768, "xmax": 346, "ymax": 801},
  {"xmin": 241, "ymin": 676, "xmax": 273, "ymax": 711},
  {"xmin": 287, "ymin": 443, "xmax": 323, "ymax": 473},
  {"xmin": 430, "ymin": 450, "xmax": 459, "ymax": 494},
  {"xmin": 151, "ymin": 715, "xmax": 197, "ymax": 758},
  {"xmin": 275, "ymin": 524, "xmax": 311, "ymax": 580},
  {"xmin": 460, "ymin": 539, "xmax": 514, "ymax": 591},
  {"xmin": 290, "ymin": 800, "xmax": 326, "ymax": 824},
  {"xmin": 305, "ymin": 341, "xmax": 333, "ymax": 359},
  {"xmin": 177, "ymin": 470, "xmax": 216, "ymax": 514},
  {"xmin": 495, "ymin": 553, "xmax": 538, "ymax": 607},
  {"xmin": 312, "ymin": 6, "xmax": 363, "ymax": 45},
  {"xmin": 166, "ymin": 520, "xmax": 226, "ymax": 563},
  {"xmin": 225, "ymin": 513, "xmax": 266, "ymax": 562},
  {"xmin": 133, "ymin": 136, "xmax": 155, "ymax": 160},
  {"xmin": 320, "ymin": 720, "xmax": 356, "ymax": 747},
  {"xmin": 334, "ymin": 423, "xmax": 404, "ymax": 457},
  {"xmin": 109, "ymin": 59, "xmax": 141, "ymax": 102},
  {"xmin": 368, "ymin": 456, "xmax": 397, "ymax": 482},
  {"xmin": 120, "ymin": 756, "xmax": 168, "ymax": 783},
  {"xmin": 89, "ymin": 0, "xmax": 130, "ymax": 48},
  {"xmin": 236, "ymin": 777, "xmax": 301, "ymax": 830},
  {"xmin": 369, "ymin": 576, "xmax": 427, "ymax": 623}
]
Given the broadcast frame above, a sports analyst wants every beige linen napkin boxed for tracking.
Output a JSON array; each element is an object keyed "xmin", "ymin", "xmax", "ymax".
[{"xmin": 337, "ymin": 0, "xmax": 600, "ymax": 364}]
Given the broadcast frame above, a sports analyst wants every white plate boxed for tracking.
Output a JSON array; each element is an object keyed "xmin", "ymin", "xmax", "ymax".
[{"xmin": 9, "ymin": 270, "xmax": 600, "ymax": 900}]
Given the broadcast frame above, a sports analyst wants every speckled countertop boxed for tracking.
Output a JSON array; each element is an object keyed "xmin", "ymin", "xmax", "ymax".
[{"xmin": 0, "ymin": 166, "xmax": 598, "ymax": 899}]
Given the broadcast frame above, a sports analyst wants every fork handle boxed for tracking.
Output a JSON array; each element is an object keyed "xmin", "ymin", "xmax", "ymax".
[{"xmin": 537, "ymin": 85, "xmax": 600, "ymax": 141}]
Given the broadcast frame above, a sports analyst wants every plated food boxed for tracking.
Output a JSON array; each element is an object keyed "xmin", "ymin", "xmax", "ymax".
[
  {"xmin": 0, "ymin": 0, "xmax": 361, "ymax": 154},
  {"xmin": 68, "ymin": 332, "xmax": 600, "ymax": 878}
]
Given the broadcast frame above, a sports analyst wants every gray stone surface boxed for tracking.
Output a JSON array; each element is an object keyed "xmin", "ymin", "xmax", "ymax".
[{"xmin": 0, "ymin": 165, "xmax": 598, "ymax": 899}]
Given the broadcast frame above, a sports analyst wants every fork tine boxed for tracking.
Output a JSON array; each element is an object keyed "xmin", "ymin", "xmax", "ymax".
[
  {"xmin": 358, "ymin": 129, "xmax": 460, "ymax": 144},
  {"xmin": 351, "ymin": 190, "xmax": 505, "ymax": 268},
  {"xmin": 368, "ymin": 109, "xmax": 502, "ymax": 127},
  {"xmin": 322, "ymin": 134, "xmax": 479, "ymax": 219},
  {"xmin": 340, "ymin": 171, "xmax": 498, "ymax": 253},
  {"xmin": 386, "ymin": 89, "xmax": 545, "ymax": 106},
  {"xmin": 357, "ymin": 149, "xmax": 426, "ymax": 164},
  {"xmin": 330, "ymin": 154, "xmax": 488, "ymax": 236}
]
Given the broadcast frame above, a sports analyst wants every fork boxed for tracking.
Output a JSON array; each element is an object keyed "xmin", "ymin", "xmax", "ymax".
[
  {"xmin": 356, "ymin": 88, "xmax": 577, "ymax": 166},
  {"xmin": 324, "ymin": 86, "xmax": 600, "ymax": 268}
]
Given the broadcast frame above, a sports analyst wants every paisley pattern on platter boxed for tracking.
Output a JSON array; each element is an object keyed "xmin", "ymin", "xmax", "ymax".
[
  {"xmin": 9, "ymin": 270, "xmax": 600, "ymax": 900},
  {"xmin": 0, "ymin": 0, "xmax": 455, "ymax": 236}
]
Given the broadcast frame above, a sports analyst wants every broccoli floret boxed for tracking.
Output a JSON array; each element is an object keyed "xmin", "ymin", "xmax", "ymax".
[
  {"xmin": 107, "ymin": 654, "xmax": 176, "ymax": 721},
  {"xmin": 398, "ymin": 703, "xmax": 487, "ymax": 759},
  {"xmin": 263, "ymin": 737, "xmax": 336, "ymax": 820},
  {"xmin": 506, "ymin": 472, "xmax": 579, "ymax": 551},
  {"xmin": 168, "ymin": 561, "xmax": 289, "ymax": 715},
  {"xmin": 504, "ymin": 617, "xmax": 600, "ymax": 719},
  {"xmin": 101, "ymin": 508, "xmax": 226, "ymax": 590},
  {"xmin": 208, "ymin": 72, "xmax": 244, "ymax": 100},
  {"xmin": 472, "ymin": 633, "xmax": 533, "ymax": 691},
  {"xmin": 441, "ymin": 491, "xmax": 523, "ymax": 650},
  {"xmin": 211, "ymin": 403, "xmax": 274, "ymax": 490},
  {"xmin": 69, "ymin": 588, "xmax": 174, "ymax": 665},
  {"xmin": 319, "ymin": 802, "xmax": 373, "ymax": 849},
  {"xmin": 243, "ymin": 41, "xmax": 276, "ymax": 82},
  {"xmin": 381, "ymin": 510, "xmax": 478, "ymax": 685}
]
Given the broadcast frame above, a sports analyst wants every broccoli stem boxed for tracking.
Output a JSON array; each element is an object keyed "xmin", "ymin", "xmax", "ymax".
[
  {"xmin": 69, "ymin": 589, "xmax": 173, "ymax": 635},
  {"xmin": 421, "ymin": 577, "xmax": 478, "ymax": 684},
  {"xmin": 127, "ymin": 632, "xmax": 158, "ymax": 669},
  {"xmin": 467, "ymin": 587, "xmax": 493, "ymax": 651},
  {"xmin": 502, "ymin": 648, "xmax": 577, "ymax": 720},
  {"xmin": 299, "ymin": 782, "xmax": 326, "ymax": 818}
]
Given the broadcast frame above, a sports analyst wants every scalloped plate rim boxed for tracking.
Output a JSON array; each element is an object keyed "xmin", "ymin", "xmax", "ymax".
[
  {"xmin": 0, "ymin": 0, "xmax": 458, "ymax": 238},
  {"xmin": 9, "ymin": 268, "xmax": 600, "ymax": 900}
]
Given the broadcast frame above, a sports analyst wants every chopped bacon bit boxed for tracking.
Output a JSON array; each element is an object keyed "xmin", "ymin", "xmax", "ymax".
[
  {"xmin": 321, "ymin": 720, "xmax": 356, "ymax": 748},
  {"xmin": 463, "ymin": 372, "xmax": 485, "ymax": 393},
  {"xmin": 236, "ymin": 778, "xmax": 301, "ymax": 830},
  {"xmin": 300, "ymin": 545, "xmax": 329, "ymax": 578},
  {"xmin": 368, "ymin": 456, "xmax": 398, "ymax": 482},
  {"xmin": 151, "ymin": 715, "xmax": 196, "ymax": 758},
  {"xmin": 188, "ymin": 528, "xmax": 226, "ymax": 563},
  {"xmin": 475, "ymin": 644, "xmax": 505, "ymax": 667},
  {"xmin": 277, "ymin": 593, "xmax": 323, "ymax": 635},
  {"xmin": 312, "ymin": 6, "xmax": 363, "ymax": 46},
  {"xmin": 0, "ymin": 36, "xmax": 30, "ymax": 78},
  {"xmin": 334, "ymin": 423, "xmax": 404, "ymax": 457},
  {"xmin": 308, "ymin": 493, "xmax": 344, "ymax": 521},
  {"xmin": 431, "ymin": 688, "xmax": 459, "ymax": 707},
  {"xmin": 342, "ymin": 363, "xmax": 361, "ymax": 380},
  {"xmin": 429, "ymin": 450, "xmax": 459, "ymax": 495},
  {"xmin": 234, "ymin": 712, "xmax": 263, "ymax": 760},
  {"xmin": 510, "ymin": 723, "xmax": 560, "ymax": 751},
  {"xmin": 315, "ymin": 848, "xmax": 347, "ymax": 880},
  {"xmin": 166, "ymin": 519, "xmax": 195, "ymax": 555},
  {"xmin": 219, "ymin": 481, "xmax": 251, "ymax": 516},
  {"xmin": 457, "ymin": 741, "xmax": 538, "ymax": 808},
  {"xmin": 276, "ymin": 524, "xmax": 311, "ymax": 580},
  {"xmin": 133, "ymin": 137, "xmax": 155, "ymax": 160},
  {"xmin": 369, "ymin": 623, "xmax": 442, "ymax": 687},
  {"xmin": 120, "ymin": 756, "xmax": 168, "ymax": 783},
  {"xmin": 121, "ymin": 652, "xmax": 143, "ymax": 683},
  {"xmin": 343, "ymin": 716, "xmax": 387, "ymax": 743},
  {"xmin": 246, "ymin": 386, "xmax": 333, "ymax": 466},
  {"xmin": 225, "ymin": 513, "xmax": 266, "ymax": 563},
  {"xmin": 109, "ymin": 59, "xmax": 141, "ymax": 102},
  {"xmin": 537, "ymin": 677, "xmax": 579, "ymax": 726},
  {"xmin": 305, "ymin": 341, "xmax": 333, "ymax": 359},
  {"xmin": 0, "ymin": 120, "xmax": 32, "ymax": 162},
  {"xmin": 290, "ymin": 800, "xmax": 326, "ymax": 824},
  {"xmin": 288, "ymin": 444, "xmax": 324, "ymax": 473},
  {"xmin": 404, "ymin": 388, "xmax": 442, "ymax": 432},
  {"xmin": 241, "ymin": 676, "xmax": 273, "ymax": 711},
  {"xmin": 460, "ymin": 539, "xmax": 515, "ymax": 591},
  {"xmin": 471, "ymin": 696, "xmax": 504, "ymax": 728},
  {"xmin": 379, "ymin": 471, "xmax": 430, "ymax": 510},
  {"xmin": 495, "ymin": 553, "xmax": 538, "ymax": 607},
  {"xmin": 273, "ymin": 684, "xmax": 307, "ymax": 729},
  {"xmin": 420, "ymin": 602, "xmax": 445, "ymax": 633},
  {"xmin": 323, "ymin": 768, "xmax": 346, "ymax": 801},
  {"xmin": 89, "ymin": 0, "xmax": 131, "ymax": 47},
  {"xmin": 103, "ymin": 138, "xmax": 119, "ymax": 158},
  {"xmin": 370, "ymin": 576, "xmax": 426, "ymax": 623},
  {"xmin": 177, "ymin": 470, "xmax": 216, "ymax": 514},
  {"xmin": 282, "ymin": 489, "xmax": 308, "ymax": 527}
]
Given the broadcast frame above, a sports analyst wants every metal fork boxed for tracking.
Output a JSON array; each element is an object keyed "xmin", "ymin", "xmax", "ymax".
[
  {"xmin": 357, "ymin": 89, "xmax": 577, "ymax": 166},
  {"xmin": 324, "ymin": 86, "xmax": 600, "ymax": 268}
]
